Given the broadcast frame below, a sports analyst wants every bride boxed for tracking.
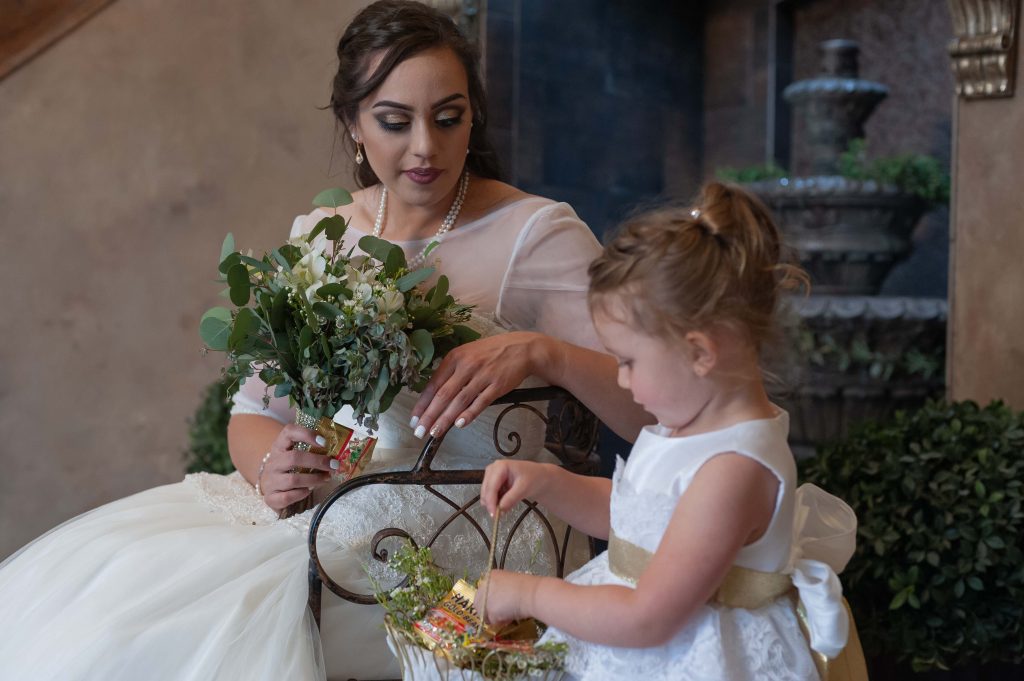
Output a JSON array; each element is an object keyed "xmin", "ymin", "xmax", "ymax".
[{"xmin": 0, "ymin": 2, "xmax": 649, "ymax": 680}]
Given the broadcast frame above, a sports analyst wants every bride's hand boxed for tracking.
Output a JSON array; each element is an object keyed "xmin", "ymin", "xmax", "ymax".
[
  {"xmin": 258, "ymin": 424, "xmax": 337, "ymax": 511},
  {"xmin": 410, "ymin": 332, "xmax": 554, "ymax": 439}
]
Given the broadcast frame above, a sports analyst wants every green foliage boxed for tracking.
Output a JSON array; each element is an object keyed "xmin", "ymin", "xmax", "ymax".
[
  {"xmin": 838, "ymin": 138, "xmax": 950, "ymax": 207},
  {"xmin": 717, "ymin": 139, "xmax": 950, "ymax": 207},
  {"xmin": 375, "ymin": 545, "xmax": 567, "ymax": 681},
  {"xmin": 199, "ymin": 188, "xmax": 480, "ymax": 430},
  {"xmin": 716, "ymin": 163, "xmax": 788, "ymax": 183},
  {"xmin": 185, "ymin": 378, "xmax": 238, "ymax": 475},
  {"xmin": 800, "ymin": 400, "xmax": 1024, "ymax": 671},
  {"xmin": 797, "ymin": 328, "xmax": 945, "ymax": 382}
]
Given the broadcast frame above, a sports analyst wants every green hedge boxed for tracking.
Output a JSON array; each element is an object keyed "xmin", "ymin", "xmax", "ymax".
[
  {"xmin": 185, "ymin": 378, "xmax": 238, "ymax": 475},
  {"xmin": 800, "ymin": 400, "xmax": 1024, "ymax": 671}
]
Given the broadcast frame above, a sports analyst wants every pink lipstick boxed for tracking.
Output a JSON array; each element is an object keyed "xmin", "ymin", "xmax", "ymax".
[{"xmin": 405, "ymin": 167, "xmax": 442, "ymax": 185}]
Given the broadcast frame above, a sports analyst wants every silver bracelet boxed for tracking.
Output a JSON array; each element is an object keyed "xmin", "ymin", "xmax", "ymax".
[{"xmin": 255, "ymin": 451, "xmax": 272, "ymax": 496}]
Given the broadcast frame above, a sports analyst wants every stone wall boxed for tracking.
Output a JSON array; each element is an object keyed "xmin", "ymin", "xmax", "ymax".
[{"xmin": 0, "ymin": 0, "xmax": 370, "ymax": 559}]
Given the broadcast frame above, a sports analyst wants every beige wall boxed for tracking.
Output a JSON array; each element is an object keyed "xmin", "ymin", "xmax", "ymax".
[
  {"xmin": 948, "ymin": 38, "xmax": 1024, "ymax": 409},
  {"xmin": 0, "ymin": 0, "xmax": 370, "ymax": 558}
]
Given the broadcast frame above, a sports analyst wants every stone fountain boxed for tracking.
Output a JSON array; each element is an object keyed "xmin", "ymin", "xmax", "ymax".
[{"xmin": 748, "ymin": 40, "xmax": 947, "ymax": 453}]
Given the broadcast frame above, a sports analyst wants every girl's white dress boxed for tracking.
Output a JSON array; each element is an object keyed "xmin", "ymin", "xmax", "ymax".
[
  {"xmin": 0, "ymin": 197, "xmax": 603, "ymax": 681},
  {"xmin": 541, "ymin": 413, "xmax": 856, "ymax": 681}
]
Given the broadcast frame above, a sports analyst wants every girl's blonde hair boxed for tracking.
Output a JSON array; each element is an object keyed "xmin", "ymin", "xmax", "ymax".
[{"xmin": 588, "ymin": 181, "xmax": 808, "ymax": 354}]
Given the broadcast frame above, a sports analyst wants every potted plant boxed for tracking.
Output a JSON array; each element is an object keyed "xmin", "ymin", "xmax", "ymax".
[{"xmin": 799, "ymin": 399, "xmax": 1024, "ymax": 679}]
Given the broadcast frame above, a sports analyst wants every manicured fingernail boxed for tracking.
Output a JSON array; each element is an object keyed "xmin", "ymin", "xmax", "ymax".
[
  {"xmin": 430, "ymin": 425, "xmax": 441, "ymax": 438},
  {"xmin": 409, "ymin": 415, "xmax": 419, "ymax": 428},
  {"xmin": 315, "ymin": 435, "xmax": 326, "ymax": 447},
  {"xmin": 414, "ymin": 425, "xmax": 426, "ymax": 439},
  {"xmin": 455, "ymin": 417, "xmax": 466, "ymax": 428},
  {"xmin": 329, "ymin": 459, "xmax": 340, "ymax": 470}
]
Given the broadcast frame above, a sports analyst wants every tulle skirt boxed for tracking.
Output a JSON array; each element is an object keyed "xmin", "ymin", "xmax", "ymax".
[
  {"xmin": 0, "ymin": 383, "xmax": 580, "ymax": 680},
  {"xmin": 0, "ymin": 476, "xmax": 330, "ymax": 680}
]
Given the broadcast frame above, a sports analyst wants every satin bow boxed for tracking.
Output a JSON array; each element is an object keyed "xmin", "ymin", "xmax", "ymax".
[{"xmin": 786, "ymin": 483, "xmax": 857, "ymax": 659}]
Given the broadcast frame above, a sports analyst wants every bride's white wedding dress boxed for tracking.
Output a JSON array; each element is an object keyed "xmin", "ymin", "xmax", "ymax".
[{"xmin": 0, "ymin": 197, "xmax": 604, "ymax": 681}]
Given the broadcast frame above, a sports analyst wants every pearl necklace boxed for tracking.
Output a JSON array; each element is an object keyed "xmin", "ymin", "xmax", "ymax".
[{"xmin": 372, "ymin": 172, "xmax": 470, "ymax": 270}]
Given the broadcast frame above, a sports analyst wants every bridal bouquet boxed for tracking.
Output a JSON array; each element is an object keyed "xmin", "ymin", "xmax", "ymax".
[{"xmin": 200, "ymin": 188, "xmax": 479, "ymax": 476}]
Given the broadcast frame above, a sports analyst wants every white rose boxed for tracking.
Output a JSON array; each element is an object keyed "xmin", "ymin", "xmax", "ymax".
[{"xmin": 379, "ymin": 289, "xmax": 405, "ymax": 314}]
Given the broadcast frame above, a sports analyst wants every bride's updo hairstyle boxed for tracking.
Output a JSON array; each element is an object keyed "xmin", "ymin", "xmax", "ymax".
[
  {"xmin": 331, "ymin": 0, "xmax": 503, "ymax": 187},
  {"xmin": 588, "ymin": 181, "xmax": 808, "ymax": 356}
]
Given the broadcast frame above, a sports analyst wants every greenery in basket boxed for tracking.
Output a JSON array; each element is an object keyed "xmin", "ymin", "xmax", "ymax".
[
  {"xmin": 374, "ymin": 544, "xmax": 567, "ymax": 681},
  {"xmin": 184, "ymin": 377, "xmax": 238, "ymax": 474},
  {"xmin": 799, "ymin": 399, "xmax": 1024, "ymax": 671},
  {"xmin": 199, "ymin": 188, "xmax": 479, "ymax": 431},
  {"xmin": 717, "ymin": 138, "xmax": 950, "ymax": 207}
]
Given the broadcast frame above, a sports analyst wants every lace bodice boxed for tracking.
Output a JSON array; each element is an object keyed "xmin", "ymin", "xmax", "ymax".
[{"xmin": 611, "ymin": 414, "xmax": 796, "ymax": 572}]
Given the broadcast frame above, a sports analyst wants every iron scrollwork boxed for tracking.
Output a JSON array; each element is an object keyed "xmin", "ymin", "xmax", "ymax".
[{"xmin": 306, "ymin": 386, "xmax": 600, "ymax": 627}]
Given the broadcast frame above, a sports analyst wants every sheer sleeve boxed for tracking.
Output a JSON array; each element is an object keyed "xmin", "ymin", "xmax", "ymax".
[{"xmin": 495, "ymin": 202, "xmax": 603, "ymax": 351}]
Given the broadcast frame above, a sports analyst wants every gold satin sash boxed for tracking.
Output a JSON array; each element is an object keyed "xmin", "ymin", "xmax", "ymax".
[{"xmin": 607, "ymin": 531, "xmax": 868, "ymax": 681}]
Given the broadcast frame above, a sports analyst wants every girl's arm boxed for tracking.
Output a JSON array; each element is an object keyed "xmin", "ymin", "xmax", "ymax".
[
  {"xmin": 481, "ymin": 453, "xmax": 779, "ymax": 647},
  {"xmin": 481, "ymin": 461, "xmax": 613, "ymax": 540}
]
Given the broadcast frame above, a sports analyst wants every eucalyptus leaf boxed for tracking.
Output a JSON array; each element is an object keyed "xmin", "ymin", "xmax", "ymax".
[
  {"xmin": 452, "ymin": 324, "xmax": 481, "ymax": 343},
  {"xmin": 228, "ymin": 307, "xmax": 259, "ymax": 351},
  {"xmin": 357, "ymin": 235, "xmax": 396, "ymax": 263},
  {"xmin": 218, "ymin": 251, "xmax": 241, "ymax": 275},
  {"xmin": 270, "ymin": 287, "xmax": 289, "ymax": 329},
  {"xmin": 219, "ymin": 233, "xmax": 236, "ymax": 266},
  {"xmin": 271, "ymin": 248, "xmax": 292, "ymax": 273},
  {"xmin": 312, "ymin": 187, "xmax": 354, "ymax": 208},
  {"xmin": 239, "ymin": 255, "xmax": 274, "ymax": 272},
  {"xmin": 379, "ymin": 383, "xmax": 401, "ymax": 414},
  {"xmin": 410, "ymin": 328, "xmax": 434, "ymax": 369},
  {"xmin": 373, "ymin": 366, "xmax": 390, "ymax": 401},
  {"xmin": 384, "ymin": 245, "xmax": 407, "ymax": 276},
  {"xmin": 324, "ymin": 214, "xmax": 348, "ymax": 241},
  {"xmin": 312, "ymin": 301, "xmax": 345, "ymax": 321},
  {"xmin": 227, "ymin": 263, "xmax": 251, "ymax": 306},
  {"xmin": 299, "ymin": 325, "xmax": 314, "ymax": 350},
  {"xmin": 316, "ymin": 283, "xmax": 351, "ymax": 300},
  {"xmin": 428, "ymin": 275, "xmax": 449, "ymax": 306},
  {"xmin": 199, "ymin": 307, "xmax": 233, "ymax": 351},
  {"xmin": 396, "ymin": 266, "xmax": 434, "ymax": 292}
]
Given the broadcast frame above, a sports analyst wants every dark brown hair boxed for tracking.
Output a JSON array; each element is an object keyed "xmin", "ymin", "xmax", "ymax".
[
  {"xmin": 588, "ymin": 182, "xmax": 808, "ymax": 355},
  {"xmin": 331, "ymin": 0, "xmax": 503, "ymax": 187}
]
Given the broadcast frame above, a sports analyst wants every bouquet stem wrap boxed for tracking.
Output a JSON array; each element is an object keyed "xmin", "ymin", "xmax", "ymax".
[{"xmin": 295, "ymin": 410, "xmax": 376, "ymax": 481}]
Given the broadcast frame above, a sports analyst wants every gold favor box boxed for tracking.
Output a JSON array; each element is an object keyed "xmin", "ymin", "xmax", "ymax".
[{"xmin": 413, "ymin": 579, "xmax": 540, "ymax": 654}]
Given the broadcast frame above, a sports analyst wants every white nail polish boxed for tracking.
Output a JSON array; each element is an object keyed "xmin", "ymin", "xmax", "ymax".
[
  {"xmin": 315, "ymin": 435, "xmax": 326, "ymax": 447},
  {"xmin": 329, "ymin": 459, "xmax": 340, "ymax": 470},
  {"xmin": 409, "ymin": 415, "xmax": 419, "ymax": 428},
  {"xmin": 455, "ymin": 417, "xmax": 466, "ymax": 428},
  {"xmin": 414, "ymin": 425, "xmax": 426, "ymax": 439}
]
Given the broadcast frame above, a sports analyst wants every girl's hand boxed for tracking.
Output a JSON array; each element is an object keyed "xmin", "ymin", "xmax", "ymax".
[
  {"xmin": 480, "ymin": 460, "xmax": 550, "ymax": 517},
  {"xmin": 476, "ymin": 569, "xmax": 539, "ymax": 625},
  {"xmin": 258, "ymin": 424, "xmax": 336, "ymax": 511},
  {"xmin": 410, "ymin": 332, "xmax": 554, "ymax": 439}
]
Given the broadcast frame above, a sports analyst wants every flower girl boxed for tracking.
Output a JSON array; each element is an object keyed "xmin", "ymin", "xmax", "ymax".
[{"xmin": 478, "ymin": 182, "xmax": 865, "ymax": 681}]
